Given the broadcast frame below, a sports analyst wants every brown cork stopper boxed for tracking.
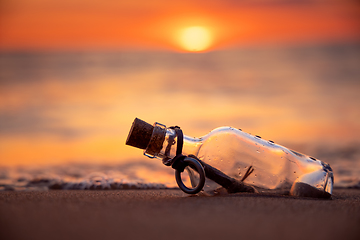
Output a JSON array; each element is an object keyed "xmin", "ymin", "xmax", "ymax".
[{"xmin": 126, "ymin": 118, "xmax": 154, "ymax": 150}]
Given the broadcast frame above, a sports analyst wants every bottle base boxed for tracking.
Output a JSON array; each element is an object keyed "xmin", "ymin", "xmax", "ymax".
[{"xmin": 290, "ymin": 182, "xmax": 332, "ymax": 199}]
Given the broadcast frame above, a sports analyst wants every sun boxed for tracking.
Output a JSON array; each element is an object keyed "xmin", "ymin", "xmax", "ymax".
[{"xmin": 179, "ymin": 26, "xmax": 212, "ymax": 52}]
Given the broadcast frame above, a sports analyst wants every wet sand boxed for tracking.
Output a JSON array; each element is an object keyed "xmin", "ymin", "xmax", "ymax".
[{"xmin": 1, "ymin": 189, "xmax": 359, "ymax": 240}]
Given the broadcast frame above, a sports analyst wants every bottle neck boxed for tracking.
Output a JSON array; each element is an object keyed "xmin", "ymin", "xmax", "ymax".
[{"xmin": 154, "ymin": 128, "xmax": 202, "ymax": 160}]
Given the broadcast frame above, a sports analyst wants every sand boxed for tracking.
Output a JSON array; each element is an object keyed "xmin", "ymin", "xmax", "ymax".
[{"xmin": 0, "ymin": 189, "xmax": 359, "ymax": 240}]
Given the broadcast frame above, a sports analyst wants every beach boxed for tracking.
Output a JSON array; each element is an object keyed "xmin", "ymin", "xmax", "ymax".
[
  {"xmin": 1, "ymin": 189, "xmax": 359, "ymax": 240},
  {"xmin": 1, "ymin": 2, "xmax": 360, "ymax": 240}
]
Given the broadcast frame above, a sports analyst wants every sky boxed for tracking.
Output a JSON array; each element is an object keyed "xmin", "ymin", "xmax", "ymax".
[
  {"xmin": 0, "ymin": 0, "xmax": 359, "ymax": 167},
  {"xmin": 1, "ymin": 0, "xmax": 359, "ymax": 51}
]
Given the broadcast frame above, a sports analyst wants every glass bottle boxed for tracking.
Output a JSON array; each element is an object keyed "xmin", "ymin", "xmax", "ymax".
[{"xmin": 126, "ymin": 118, "xmax": 333, "ymax": 198}]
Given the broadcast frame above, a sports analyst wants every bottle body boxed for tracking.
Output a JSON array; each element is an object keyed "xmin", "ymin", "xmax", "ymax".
[{"xmin": 154, "ymin": 126, "xmax": 333, "ymax": 196}]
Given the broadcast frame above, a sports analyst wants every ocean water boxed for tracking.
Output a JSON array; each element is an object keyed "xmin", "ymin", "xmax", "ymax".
[
  {"xmin": 0, "ymin": 161, "xmax": 175, "ymax": 191},
  {"xmin": 0, "ymin": 43, "xmax": 359, "ymax": 190},
  {"xmin": 0, "ymin": 144, "xmax": 359, "ymax": 191}
]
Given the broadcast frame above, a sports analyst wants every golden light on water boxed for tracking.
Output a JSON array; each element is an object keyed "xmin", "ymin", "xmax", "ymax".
[{"xmin": 179, "ymin": 26, "xmax": 212, "ymax": 52}]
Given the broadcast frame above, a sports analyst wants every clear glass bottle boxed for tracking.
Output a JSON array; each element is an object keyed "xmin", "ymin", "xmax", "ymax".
[{"xmin": 126, "ymin": 118, "xmax": 333, "ymax": 198}]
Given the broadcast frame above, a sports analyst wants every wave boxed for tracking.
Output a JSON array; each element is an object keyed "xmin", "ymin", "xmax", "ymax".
[{"xmin": 1, "ymin": 159, "xmax": 359, "ymax": 191}]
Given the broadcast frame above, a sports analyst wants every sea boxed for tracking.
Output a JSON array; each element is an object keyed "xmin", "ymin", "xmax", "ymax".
[{"xmin": 0, "ymin": 43, "xmax": 359, "ymax": 191}]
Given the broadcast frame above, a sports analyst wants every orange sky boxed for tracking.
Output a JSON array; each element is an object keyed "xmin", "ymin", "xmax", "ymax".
[{"xmin": 0, "ymin": 0, "xmax": 359, "ymax": 51}]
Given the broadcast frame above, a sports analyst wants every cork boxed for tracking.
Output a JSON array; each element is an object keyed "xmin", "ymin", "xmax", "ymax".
[
  {"xmin": 145, "ymin": 124, "xmax": 166, "ymax": 156},
  {"xmin": 126, "ymin": 118, "xmax": 154, "ymax": 150}
]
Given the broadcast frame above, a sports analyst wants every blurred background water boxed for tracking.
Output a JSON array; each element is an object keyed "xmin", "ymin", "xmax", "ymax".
[{"xmin": 0, "ymin": 0, "xmax": 359, "ymax": 190}]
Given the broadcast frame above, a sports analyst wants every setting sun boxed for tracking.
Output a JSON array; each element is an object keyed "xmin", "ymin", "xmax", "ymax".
[{"xmin": 179, "ymin": 26, "xmax": 212, "ymax": 52}]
